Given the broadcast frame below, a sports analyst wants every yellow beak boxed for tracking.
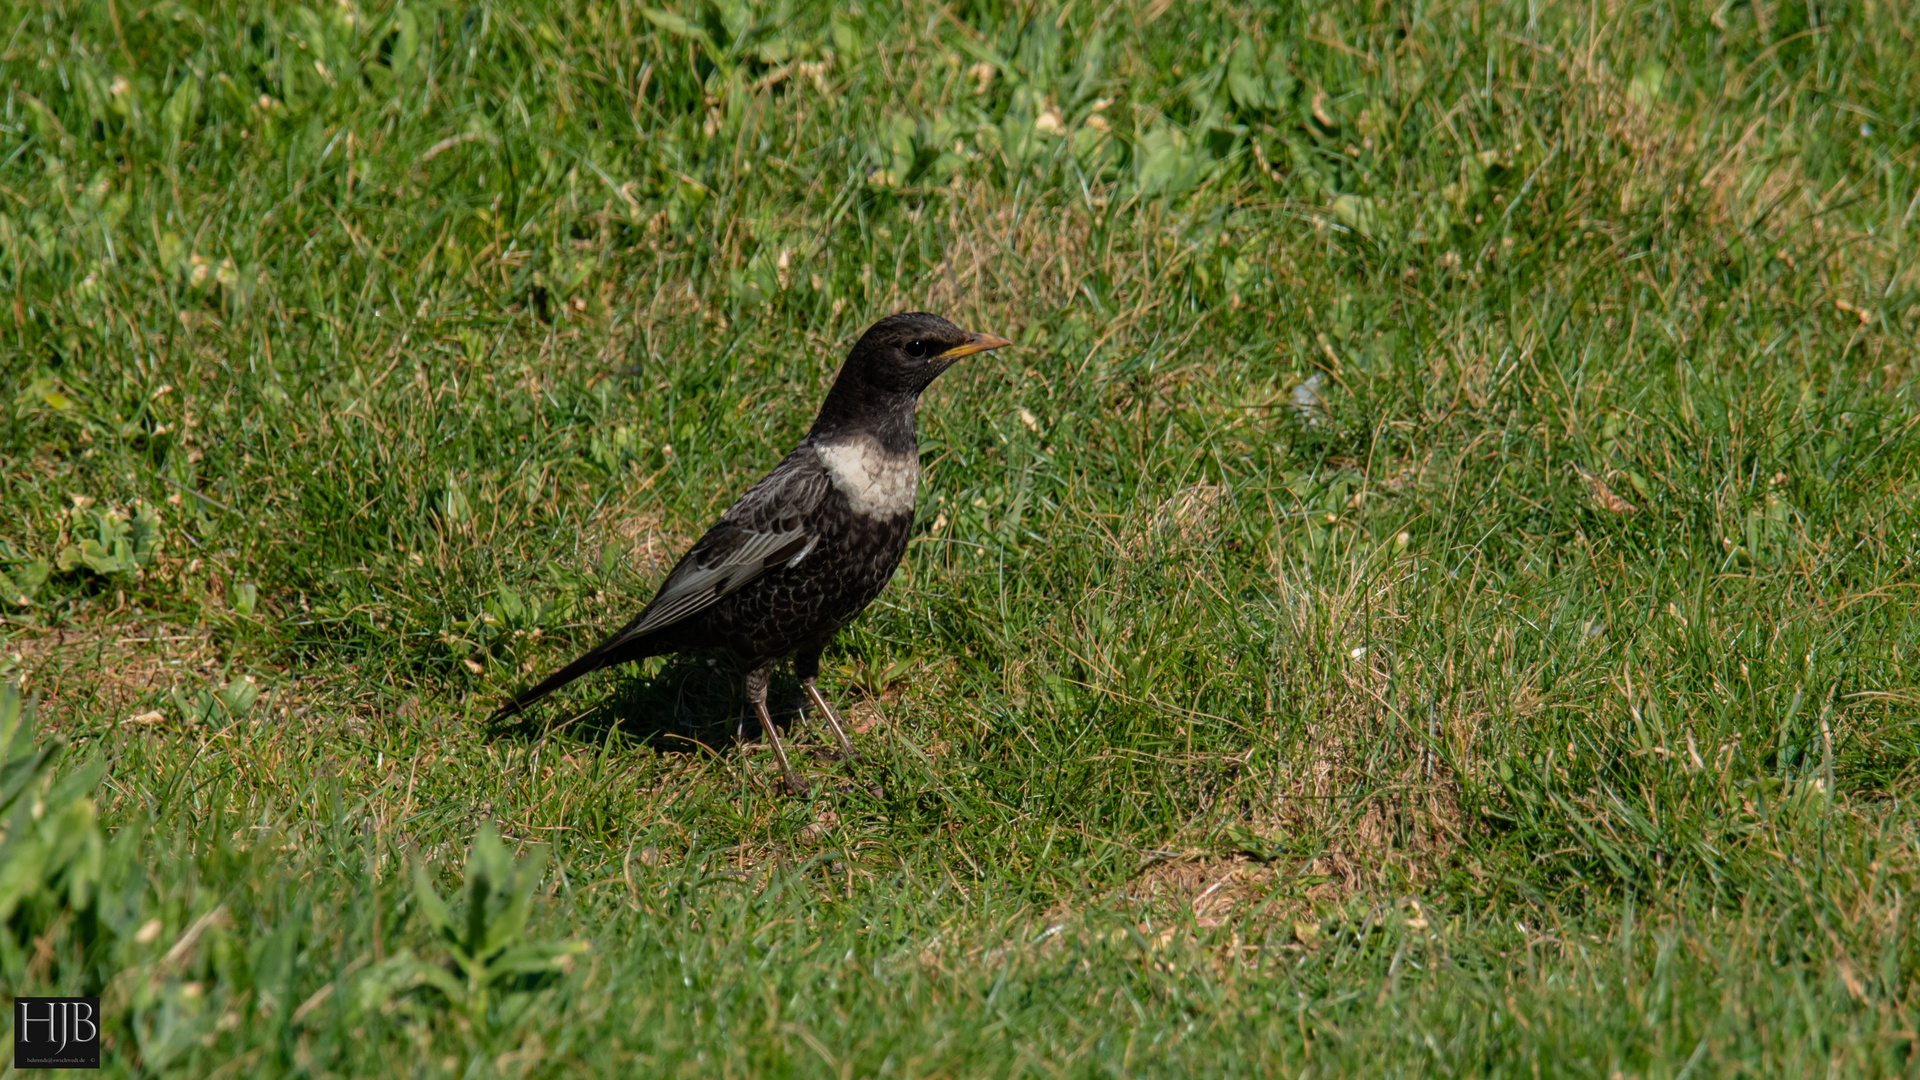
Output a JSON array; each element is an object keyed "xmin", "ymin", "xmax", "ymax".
[{"xmin": 935, "ymin": 331, "xmax": 1014, "ymax": 360}]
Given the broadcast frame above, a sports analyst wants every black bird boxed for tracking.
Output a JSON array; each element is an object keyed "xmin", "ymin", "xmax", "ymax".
[{"xmin": 492, "ymin": 312, "xmax": 1010, "ymax": 791}]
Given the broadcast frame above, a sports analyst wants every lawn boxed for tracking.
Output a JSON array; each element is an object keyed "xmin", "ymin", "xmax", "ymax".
[{"xmin": 3, "ymin": 0, "xmax": 1919, "ymax": 1075}]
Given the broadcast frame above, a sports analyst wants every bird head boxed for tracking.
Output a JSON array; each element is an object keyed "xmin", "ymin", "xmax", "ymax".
[
  {"xmin": 845, "ymin": 312, "xmax": 1012, "ymax": 395},
  {"xmin": 809, "ymin": 313, "xmax": 1010, "ymax": 442}
]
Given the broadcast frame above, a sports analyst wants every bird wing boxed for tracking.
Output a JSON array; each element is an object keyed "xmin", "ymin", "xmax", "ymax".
[
  {"xmin": 490, "ymin": 444, "xmax": 831, "ymax": 723},
  {"xmin": 602, "ymin": 444, "xmax": 829, "ymax": 647}
]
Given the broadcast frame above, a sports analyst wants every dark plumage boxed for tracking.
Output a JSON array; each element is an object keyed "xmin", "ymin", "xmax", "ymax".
[{"xmin": 492, "ymin": 312, "xmax": 1010, "ymax": 791}]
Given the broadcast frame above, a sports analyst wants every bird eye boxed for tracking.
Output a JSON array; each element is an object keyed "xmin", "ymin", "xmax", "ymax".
[{"xmin": 905, "ymin": 340, "xmax": 928, "ymax": 358}]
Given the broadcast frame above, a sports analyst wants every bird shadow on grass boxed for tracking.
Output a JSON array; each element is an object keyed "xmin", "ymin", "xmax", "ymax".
[{"xmin": 486, "ymin": 653, "xmax": 812, "ymax": 759}]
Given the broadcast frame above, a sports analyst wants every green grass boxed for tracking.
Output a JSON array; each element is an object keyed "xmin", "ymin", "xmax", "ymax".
[{"xmin": 3, "ymin": 0, "xmax": 1919, "ymax": 1074}]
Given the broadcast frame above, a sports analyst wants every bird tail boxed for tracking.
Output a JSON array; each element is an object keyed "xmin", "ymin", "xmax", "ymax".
[{"xmin": 488, "ymin": 632, "xmax": 656, "ymax": 724}]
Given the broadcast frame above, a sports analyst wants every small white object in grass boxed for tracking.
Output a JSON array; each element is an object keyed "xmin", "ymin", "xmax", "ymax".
[
  {"xmin": 1396, "ymin": 531, "xmax": 1411, "ymax": 549},
  {"xmin": 1017, "ymin": 406, "xmax": 1041, "ymax": 433},
  {"xmin": 794, "ymin": 61, "xmax": 831, "ymax": 93},
  {"xmin": 128, "ymin": 710, "xmax": 166, "ymax": 725},
  {"xmin": 1290, "ymin": 372, "xmax": 1329, "ymax": 425},
  {"xmin": 1349, "ymin": 646, "xmax": 1367, "ymax": 660},
  {"xmin": 1034, "ymin": 105, "xmax": 1066, "ymax": 136},
  {"xmin": 135, "ymin": 918, "xmax": 163, "ymax": 944}
]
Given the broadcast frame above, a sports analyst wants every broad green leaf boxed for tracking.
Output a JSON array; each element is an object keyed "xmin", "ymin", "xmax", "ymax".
[
  {"xmin": 161, "ymin": 73, "xmax": 201, "ymax": 146},
  {"xmin": 411, "ymin": 856, "xmax": 457, "ymax": 937},
  {"xmin": 1227, "ymin": 39, "xmax": 1267, "ymax": 109},
  {"xmin": 1332, "ymin": 194, "xmax": 1379, "ymax": 238},
  {"xmin": 642, "ymin": 8, "xmax": 712, "ymax": 44}
]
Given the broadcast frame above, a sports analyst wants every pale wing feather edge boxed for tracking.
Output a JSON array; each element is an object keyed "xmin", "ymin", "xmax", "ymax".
[{"xmin": 603, "ymin": 449, "xmax": 829, "ymax": 645}]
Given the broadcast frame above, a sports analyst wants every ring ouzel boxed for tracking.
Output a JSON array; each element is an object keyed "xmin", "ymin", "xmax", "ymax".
[{"xmin": 491, "ymin": 312, "xmax": 1010, "ymax": 791}]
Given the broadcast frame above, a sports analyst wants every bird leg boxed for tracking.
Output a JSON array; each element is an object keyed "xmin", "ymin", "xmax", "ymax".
[
  {"xmin": 753, "ymin": 696, "xmax": 805, "ymax": 794},
  {"xmin": 743, "ymin": 663, "xmax": 805, "ymax": 794},
  {"xmin": 801, "ymin": 679, "xmax": 859, "ymax": 762},
  {"xmin": 794, "ymin": 645, "xmax": 858, "ymax": 762}
]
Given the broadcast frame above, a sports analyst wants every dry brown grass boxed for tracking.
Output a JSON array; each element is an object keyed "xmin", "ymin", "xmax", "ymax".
[{"xmin": 11, "ymin": 623, "xmax": 231, "ymax": 729}]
